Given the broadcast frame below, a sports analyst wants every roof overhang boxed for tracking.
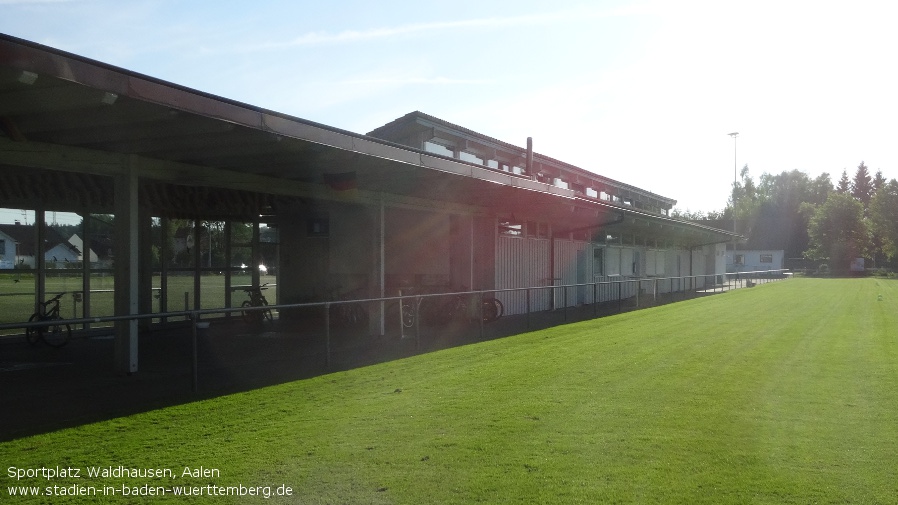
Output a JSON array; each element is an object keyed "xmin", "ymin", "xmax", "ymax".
[{"xmin": 0, "ymin": 33, "xmax": 737, "ymax": 247}]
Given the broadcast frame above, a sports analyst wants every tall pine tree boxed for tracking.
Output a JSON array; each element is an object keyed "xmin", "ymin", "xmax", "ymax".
[
  {"xmin": 851, "ymin": 161, "xmax": 873, "ymax": 210},
  {"xmin": 837, "ymin": 169, "xmax": 851, "ymax": 194},
  {"xmin": 873, "ymin": 169, "xmax": 887, "ymax": 193}
]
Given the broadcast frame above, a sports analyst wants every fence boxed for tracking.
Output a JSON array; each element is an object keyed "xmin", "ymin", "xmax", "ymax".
[{"xmin": 0, "ymin": 269, "xmax": 789, "ymax": 392}]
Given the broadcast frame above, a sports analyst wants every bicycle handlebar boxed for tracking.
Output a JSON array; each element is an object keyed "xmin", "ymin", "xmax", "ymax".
[{"xmin": 242, "ymin": 283, "xmax": 269, "ymax": 293}]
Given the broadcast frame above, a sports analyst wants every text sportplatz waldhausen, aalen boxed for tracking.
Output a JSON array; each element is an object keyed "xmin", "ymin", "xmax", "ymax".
[{"xmin": 6, "ymin": 465, "xmax": 294, "ymax": 499}]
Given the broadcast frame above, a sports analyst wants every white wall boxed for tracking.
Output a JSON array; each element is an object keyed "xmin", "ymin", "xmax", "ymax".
[
  {"xmin": 45, "ymin": 243, "xmax": 80, "ymax": 264},
  {"xmin": 68, "ymin": 234, "xmax": 98, "ymax": 263},
  {"xmin": 729, "ymin": 250, "xmax": 785, "ymax": 271},
  {"xmin": 495, "ymin": 235, "xmax": 550, "ymax": 313},
  {"xmin": 0, "ymin": 231, "xmax": 15, "ymax": 269}
]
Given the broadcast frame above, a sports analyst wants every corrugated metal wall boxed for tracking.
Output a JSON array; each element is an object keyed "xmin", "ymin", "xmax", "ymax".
[
  {"xmin": 497, "ymin": 238, "xmax": 646, "ymax": 315},
  {"xmin": 496, "ymin": 238, "xmax": 720, "ymax": 316},
  {"xmin": 495, "ymin": 236, "xmax": 550, "ymax": 314}
]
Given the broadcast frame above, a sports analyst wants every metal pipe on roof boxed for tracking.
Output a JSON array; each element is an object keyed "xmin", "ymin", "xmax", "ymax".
[{"xmin": 526, "ymin": 137, "xmax": 533, "ymax": 179}]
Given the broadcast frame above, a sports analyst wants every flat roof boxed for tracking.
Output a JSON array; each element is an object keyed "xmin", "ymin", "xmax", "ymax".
[
  {"xmin": 0, "ymin": 33, "xmax": 736, "ymax": 245},
  {"xmin": 369, "ymin": 110, "xmax": 678, "ymax": 208}
]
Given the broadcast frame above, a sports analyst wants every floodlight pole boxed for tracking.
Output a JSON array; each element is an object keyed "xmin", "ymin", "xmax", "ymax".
[{"xmin": 728, "ymin": 132, "xmax": 739, "ymax": 275}]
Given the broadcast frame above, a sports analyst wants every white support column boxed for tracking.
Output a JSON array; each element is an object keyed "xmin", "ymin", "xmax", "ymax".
[
  {"xmin": 224, "ymin": 221, "xmax": 232, "ymax": 313},
  {"xmin": 368, "ymin": 200, "xmax": 385, "ymax": 336},
  {"xmin": 35, "ymin": 207, "xmax": 45, "ymax": 312},
  {"xmin": 82, "ymin": 211, "xmax": 91, "ymax": 330},
  {"xmin": 193, "ymin": 218, "xmax": 201, "ymax": 310},
  {"xmin": 469, "ymin": 214, "xmax": 475, "ymax": 290},
  {"xmin": 379, "ymin": 201, "xmax": 385, "ymax": 335},
  {"xmin": 251, "ymin": 218, "xmax": 261, "ymax": 288},
  {"xmin": 114, "ymin": 157, "xmax": 139, "ymax": 374}
]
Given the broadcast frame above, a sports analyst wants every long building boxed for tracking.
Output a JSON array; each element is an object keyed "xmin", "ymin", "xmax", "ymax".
[{"xmin": 0, "ymin": 33, "xmax": 735, "ymax": 373}]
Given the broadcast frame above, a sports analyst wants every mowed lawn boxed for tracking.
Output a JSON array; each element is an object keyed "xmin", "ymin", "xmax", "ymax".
[{"xmin": 2, "ymin": 278, "xmax": 897, "ymax": 504}]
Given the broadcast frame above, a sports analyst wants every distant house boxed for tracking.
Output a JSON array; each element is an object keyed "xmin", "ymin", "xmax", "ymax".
[
  {"xmin": 0, "ymin": 227, "xmax": 16, "ymax": 269},
  {"xmin": 727, "ymin": 249, "xmax": 785, "ymax": 272},
  {"xmin": 0, "ymin": 223, "xmax": 81, "ymax": 269},
  {"xmin": 67, "ymin": 234, "xmax": 98, "ymax": 263}
]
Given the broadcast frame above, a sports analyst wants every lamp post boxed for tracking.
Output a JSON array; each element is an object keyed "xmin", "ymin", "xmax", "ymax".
[{"xmin": 728, "ymin": 132, "xmax": 739, "ymax": 273}]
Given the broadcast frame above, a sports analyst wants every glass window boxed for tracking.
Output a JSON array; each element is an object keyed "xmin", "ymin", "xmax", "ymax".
[
  {"xmin": 499, "ymin": 217, "xmax": 523, "ymax": 237},
  {"xmin": 424, "ymin": 141, "xmax": 454, "ymax": 157},
  {"xmin": 307, "ymin": 217, "xmax": 329, "ymax": 237},
  {"xmin": 760, "ymin": 254, "xmax": 773, "ymax": 263},
  {"xmin": 459, "ymin": 152, "xmax": 483, "ymax": 165},
  {"xmin": 593, "ymin": 248, "xmax": 604, "ymax": 276},
  {"xmin": 735, "ymin": 254, "xmax": 745, "ymax": 265},
  {"xmin": 201, "ymin": 221, "xmax": 227, "ymax": 269}
]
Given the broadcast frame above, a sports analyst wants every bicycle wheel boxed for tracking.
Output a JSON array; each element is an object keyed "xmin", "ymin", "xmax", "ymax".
[
  {"xmin": 242, "ymin": 300, "xmax": 261, "ymax": 325},
  {"xmin": 42, "ymin": 317, "xmax": 71, "ymax": 347},
  {"xmin": 481, "ymin": 298, "xmax": 502, "ymax": 322},
  {"xmin": 344, "ymin": 303, "xmax": 367, "ymax": 327},
  {"xmin": 400, "ymin": 302, "xmax": 415, "ymax": 328},
  {"xmin": 260, "ymin": 299, "xmax": 273, "ymax": 323},
  {"xmin": 492, "ymin": 297, "xmax": 504, "ymax": 318},
  {"xmin": 25, "ymin": 313, "xmax": 42, "ymax": 346},
  {"xmin": 448, "ymin": 297, "xmax": 468, "ymax": 322}
]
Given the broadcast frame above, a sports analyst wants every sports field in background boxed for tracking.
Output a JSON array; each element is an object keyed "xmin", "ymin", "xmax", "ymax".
[
  {"xmin": 2, "ymin": 277, "xmax": 896, "ymax": 504},
  {"xmin": 0, "ymin": 273, "xmax": 278, "ymax": 332}
]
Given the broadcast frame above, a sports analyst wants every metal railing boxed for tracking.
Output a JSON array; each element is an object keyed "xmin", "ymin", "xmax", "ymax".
[{"xmin": 0, "ymin": 269, "xmax": 790, "ymax": 392}]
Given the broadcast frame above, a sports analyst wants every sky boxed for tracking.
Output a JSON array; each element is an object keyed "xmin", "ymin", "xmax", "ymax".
[{"xmin": 2, "ymin": 0, "xmax": 898, "ymax": 225}]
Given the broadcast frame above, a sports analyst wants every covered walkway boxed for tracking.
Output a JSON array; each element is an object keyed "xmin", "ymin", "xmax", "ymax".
[{"xmin": 1, "ymin": 33, "xmax": 737, "ymax": 378}]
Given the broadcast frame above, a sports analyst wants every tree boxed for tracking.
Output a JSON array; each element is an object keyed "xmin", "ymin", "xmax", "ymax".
[
  {"xmin": 873, "ymin": 169, "xmax": 887, "ymax": 194},
  {"xmin": 751, "ymin": 170, "xmax": 817, "ymax": 260},
  {"xmin": 671, "ymin": 208, "xmax": 709, "ymax": 220},
  {"xmin": 734, "ymin": 164, "xmax": 759, "ymax": 218},
  {"xmin": 805, "ymin": 192, "xmax": 869, "ymax": 274},
  {"xmin": 836, "ymin": 169, "xmax": 851, "ymax": 194},
  {"xmin": 851, "ymin": 161, "xmax": 873, "ymax": 211},
  {"xmin": 869, "ymin": 179, "xmax": 898, "ymax": 263},
  {"xmin": 809, "ymin": 172, "xmax": 833, "ymax": 205},
  {"xmin": 727, "ymin": 164, "xmax": 760, "ymax": 240}
]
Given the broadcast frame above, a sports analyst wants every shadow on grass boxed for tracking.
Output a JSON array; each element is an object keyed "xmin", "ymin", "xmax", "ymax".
[{"xmin": 0, "ymin": 289, "xmax": 718, "ymax": 442}]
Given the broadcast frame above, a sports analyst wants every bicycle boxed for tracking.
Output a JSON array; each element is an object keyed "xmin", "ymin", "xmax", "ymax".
[
  {"xmin": 328, "ymin": 286, "xmax": 369, "ymax": 328},
  {"xmin": 400, "ymin": 298, "xmax": 416, "ymax": 329},
  {"xmin": 445, "ymin": 294, "xmax": 504, "ymax": 323},
  {"xmin": 26, "ymin": 292, "xmax": 71, "ymax": 347},
  {"xmin": 480, "ymin": 296, "xmax": 504, "ymax": 323},
  {"xmin": 386, "ymin": 292, "xmax": 417, "ymax": 331},
  {"xmin": 241, "ymin": 283, "xmax": 273, "ymax": 324}
]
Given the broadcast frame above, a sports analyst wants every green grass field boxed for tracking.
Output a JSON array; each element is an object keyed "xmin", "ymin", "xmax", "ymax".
[{"xmin": 2, "ymin": 278, "xmax": 897, "ymax": 503}]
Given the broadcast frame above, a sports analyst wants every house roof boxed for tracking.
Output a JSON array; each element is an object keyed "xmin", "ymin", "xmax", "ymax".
[{"xmin": 0, "ymin": 223, "xmax": 79, "ymax": 256}]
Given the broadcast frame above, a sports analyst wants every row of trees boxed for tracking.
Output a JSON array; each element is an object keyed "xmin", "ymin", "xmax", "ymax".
[
  {"xmin": 673, "ymin": 162, "xmax": 898, "ymax": 274},
  {"xmin": 803, "ymin": 162, "xmax": 898, "ymax": 272}
]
